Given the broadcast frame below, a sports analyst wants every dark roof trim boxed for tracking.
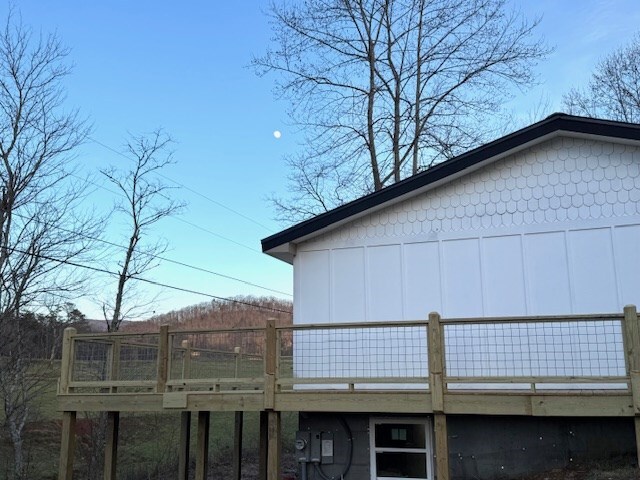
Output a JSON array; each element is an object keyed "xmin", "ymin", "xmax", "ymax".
[{"xmin": 262, "ymin": 113, "xmax": 640, "ymax": 255}]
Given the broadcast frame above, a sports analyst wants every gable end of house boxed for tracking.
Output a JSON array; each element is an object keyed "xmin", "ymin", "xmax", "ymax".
[{"xmin": 262, "ymin": 114, "xmax": 640, "ymax": 264}]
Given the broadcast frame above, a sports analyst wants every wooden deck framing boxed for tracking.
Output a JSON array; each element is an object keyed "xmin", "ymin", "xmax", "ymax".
[{"xmin": 57, "ymin": 305, "xmax": 640, "ymax": 479}]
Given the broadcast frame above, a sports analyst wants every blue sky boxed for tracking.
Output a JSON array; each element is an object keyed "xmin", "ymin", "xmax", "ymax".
[{"xmin": 3, "ymin": 0, "xmax": 639, "ymax": 320}]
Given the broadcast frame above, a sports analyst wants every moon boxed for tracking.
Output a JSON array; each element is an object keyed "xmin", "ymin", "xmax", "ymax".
[{"xmin": 273, "ymin": 130, "xmax": 282, "ymax": 139}]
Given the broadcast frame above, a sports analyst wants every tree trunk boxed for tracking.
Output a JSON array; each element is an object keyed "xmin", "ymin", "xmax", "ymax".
[{"xmin": 5, "ymin": 396, "xmax": 28, "ymax": 480}]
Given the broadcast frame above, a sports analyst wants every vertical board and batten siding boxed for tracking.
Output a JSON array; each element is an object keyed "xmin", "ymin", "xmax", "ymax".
[{"xmin": 294, "ymin": 136, "xmax": 640, "ymax": 323}]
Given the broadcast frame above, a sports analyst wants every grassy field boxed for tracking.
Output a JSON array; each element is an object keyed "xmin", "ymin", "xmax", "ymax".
[{"xmin": 0, "ymin": 357, "xmax": 298, "ymax": 480}]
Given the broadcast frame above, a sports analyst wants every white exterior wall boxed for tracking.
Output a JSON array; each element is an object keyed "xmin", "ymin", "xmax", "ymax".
[{"xmin": 294, "ymin": 136, "xmax": 640, "ymax": 324}]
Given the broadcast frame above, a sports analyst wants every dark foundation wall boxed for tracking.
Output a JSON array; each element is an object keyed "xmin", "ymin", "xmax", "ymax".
[
  {"xmin": 448, "ymin": 415, "xmax": 635, "ymax": 480},
  {"xmin": 297, "ymin": 413, "xmax": 635, "ymax": 480}
]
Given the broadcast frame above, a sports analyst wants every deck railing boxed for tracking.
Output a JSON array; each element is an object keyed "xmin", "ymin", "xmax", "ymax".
[
  {"xmin": 58, "ymin": 305, "xmax": 640, "ymax": 399},
  {"xmin": 57, "ymin": 306, "xmax": 640, "ymax": 480}
]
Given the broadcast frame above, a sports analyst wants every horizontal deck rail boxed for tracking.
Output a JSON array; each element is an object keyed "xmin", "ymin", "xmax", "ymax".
[{"xmin": 57, "ymin": 306, "xmax": 640, "ymax": 417}]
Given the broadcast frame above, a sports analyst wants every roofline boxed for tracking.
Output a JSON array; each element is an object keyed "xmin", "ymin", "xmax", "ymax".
[{"xmin": 262, "ymin": 113, "xmax": 640, "ymax": 261}]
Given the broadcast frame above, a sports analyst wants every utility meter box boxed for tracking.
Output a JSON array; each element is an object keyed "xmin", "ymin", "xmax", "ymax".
[
  {"xmin": 295, "ymin": 431, "xmax": 311, "ymax": 463},
  {"xmin": 296, "ymin": 430, "xmax": 334, "ymax": 465}
]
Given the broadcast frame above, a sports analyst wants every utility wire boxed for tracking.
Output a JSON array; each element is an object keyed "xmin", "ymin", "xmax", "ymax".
[
  {"xmin": 12, "ymin": 212, "xmax": 291, "ymax": 297},
  {"xmin": 171, "ymin": 217, "xmax": 261, "ymax": 253},
  {"xmin": 68, "ymin": 172, "xmax": 261, "ymax": 253},
  {"xmin": 5, "ymin": 245, "xmax": 293, "ymax": 315},
  {"xmin": 88, "ymin": 136, "xmax": 274, "ymax": 232}
]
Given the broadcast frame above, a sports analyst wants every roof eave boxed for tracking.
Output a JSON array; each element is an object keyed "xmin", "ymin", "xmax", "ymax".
[{"xmin": 262, "ymin": 114, "xmax": 640, "ymax": 263}]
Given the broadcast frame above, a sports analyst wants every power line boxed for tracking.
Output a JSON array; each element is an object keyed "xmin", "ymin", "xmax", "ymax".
[
  {"xmin": 68, "ymin": 171, "xmax": 262, "ymax": 254},
  {"xmin": 72, "ymin": 170, "xmax": 262, "ymax": 254},
  {"xmin": 172, "ymin": 217, "xmax": 261, "ymax": 253},
  {"xmin": 12, "ymin": 212, "xmax": 291, "ymax": 297},
  {"xmin": 88, "ymin": 136, "xmax": 274, "ymax": 232},
  {"xmin": 5, "ymin": 245, "xmax": 293, "ymax": 315}
]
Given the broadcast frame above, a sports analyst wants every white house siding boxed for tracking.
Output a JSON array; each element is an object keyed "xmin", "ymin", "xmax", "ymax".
[{"xmin": 293, "ymin": 136, "xmax": 640, "ymax": 324}]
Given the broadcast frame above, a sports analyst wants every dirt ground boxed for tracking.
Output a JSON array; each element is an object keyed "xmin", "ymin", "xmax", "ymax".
[
  {"xmin": 207, "ymin": 450, "xmax": 298, "ymax": 480},
  {"xmin": 207, "ymin": 461, "xmax": 640, "ymax": 480},
  {"xmin": 512, "ymin": 463, "xmax": 640, "ymax": 480}
]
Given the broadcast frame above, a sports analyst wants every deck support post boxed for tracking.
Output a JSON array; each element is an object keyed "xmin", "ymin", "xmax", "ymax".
[
  {"xmin": 259, "ymin": 411, "xmax": 268, "ymax": 480},
  {"xmin": 623, "ymin": 305, "xmax": 640, "ymax": 468},
  {"xmin": 429, "ymin": 312, "xmax": 449, "ymax": 480},
  {"xmin": 232, "ymin": 411, "xmax": 243, "ymax": 480},
  {"xmin": 434, "ymin": 414, "xmax": 449, "ymax": 480},
  {"xmin": 58, "ymin": 411, "xmax": 76, "ymax": 480},
  {"xmin": 195, "ymin": 411, "xmax": 210, "ymax": 480},
  {"xmin": 267, "ymin": 410, "xmax": 281, "ymax": 480},
  {"xmin": 178, "ymin": 411, "xmax": 191, "ymax": 480},
  {"xmin": 104, "ymin": 411, "xmax": 119, "ymax": 480}
]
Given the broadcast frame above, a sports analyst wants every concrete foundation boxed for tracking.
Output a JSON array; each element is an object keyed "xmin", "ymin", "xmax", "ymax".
[
  {"xmin": 297, "ymin": 413, "xmax": 635, "ymax": 480},
  {"xmin": 448, "ymin": 415, "xmax": 635, "ymax": 479}
]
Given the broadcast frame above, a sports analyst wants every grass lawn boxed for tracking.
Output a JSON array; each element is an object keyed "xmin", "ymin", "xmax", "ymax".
[{"xmin": 1, "ymin": 355, "xmax": 298, "ymax": 479}]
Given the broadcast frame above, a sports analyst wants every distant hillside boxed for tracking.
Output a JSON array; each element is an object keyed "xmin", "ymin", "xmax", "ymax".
[
  {"xmin": 85, "ymin": 319, "xmax": 134, "ymax": 332},
  {"xmin": 121, "ymin": 296, "xmax": 293, "ymax": 333}
]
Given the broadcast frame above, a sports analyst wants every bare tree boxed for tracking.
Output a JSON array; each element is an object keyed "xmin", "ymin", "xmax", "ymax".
[
  {"xmin": 563, "ymin": 33, "xmax": 640, "ymax": 123},
  {"xmin": 254, "ymin": 0, "xmax": 549, "ymax": 221},
  {"xmin": 0, "ymin": 12, "xmax": 97, "ymax": 479},
  {"xmin": 101, "ymin": 130, "xmax": 184, "ymax": 332}
]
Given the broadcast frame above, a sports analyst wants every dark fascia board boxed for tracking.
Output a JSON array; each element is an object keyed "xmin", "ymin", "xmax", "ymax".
[{"xmin": 262, "ymin": 113, "xmax": 640, "ymax": 259}]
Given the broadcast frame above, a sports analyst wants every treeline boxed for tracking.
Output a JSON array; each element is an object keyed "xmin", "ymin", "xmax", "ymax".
[
  {"xmin": 121, "ymin": 297, "xmax": 293, "ymax": 355},
  {"xmin": 0, "ymin": 305, "xmax": 90, "ymax": 361},
  {"xmin": 123, "ymin": 296, "xmax": 293, "ymax": 332}
]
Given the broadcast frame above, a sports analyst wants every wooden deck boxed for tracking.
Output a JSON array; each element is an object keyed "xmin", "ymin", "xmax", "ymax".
[{"xmin": 57, "ymin": 305, "xmax": 640, "ymax": 480}]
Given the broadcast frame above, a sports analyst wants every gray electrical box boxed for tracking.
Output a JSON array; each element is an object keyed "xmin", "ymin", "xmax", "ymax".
[
  {"xmin": 310, "ymin": 431, "xmax": 322, "ymax": 463},
  {"xmin": 296, "ymin": 429, "xmax": 335, "ymax": 466},
  {"xmin": 321, "ymin": 431, "xmax": 334, "ymax": 464}
]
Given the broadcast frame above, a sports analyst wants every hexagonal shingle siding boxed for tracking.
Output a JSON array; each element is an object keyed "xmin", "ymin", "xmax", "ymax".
[{"xmin": 305, "ymin": 136, "xmax": 640, "ymax": 246}]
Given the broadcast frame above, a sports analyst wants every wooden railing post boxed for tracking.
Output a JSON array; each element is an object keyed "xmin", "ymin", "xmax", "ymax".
[
  {"xmin": 58, "ymin": 328, "xmax": 77, "ymax": 480},
  {"xmin": 429, "ymin": 312, "xmax": 449, "ymax": 480},
  {"xmin": 108, "ymin": 339, "xmax": 121, "ymax": 393},
  {"xmin": 264, "ymin": 320, "xmax": 276, "ymax": 409},
  {"xmin": 623, "ymin": 305, "xmax": 640, "ymax": 468},
  {"xmin": 234, "ymin": 346, "xmax": 241, "ymax": 379},
  {"xmin": 59, "ymin": 327, "xmax": 76, "ymax": 395},
  {"xmin": 157, "ymin": 325, "xmax": 169, "ymax": 393},
  {"xmin": 181, "ymin": 340, "xmax": 191, "ymax": 380},
  {"xmin": 263, "ymin": 319, "xmax": 280, "ymax": 480}
]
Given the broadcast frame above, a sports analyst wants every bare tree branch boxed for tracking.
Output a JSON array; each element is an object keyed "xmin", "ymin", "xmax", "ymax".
[
  {"xmin": 101, "ymin": 130, "xmax": 185, "ymax": 332},
  {"xmin": 254, "ymin": 0, "xmax": 549, "ymax": 223},
  {"xmin": 563, "ymin": 33, "xmax": 640, "ymax": 123},
  {"xmin": 0, "ymin": 10, "xmax": 96, "ymax": 478}
]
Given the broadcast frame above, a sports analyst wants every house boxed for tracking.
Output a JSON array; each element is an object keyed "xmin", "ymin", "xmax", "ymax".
[{"xmin": 262, "ymin": 113, "xmax": 640, "ymax": 479}]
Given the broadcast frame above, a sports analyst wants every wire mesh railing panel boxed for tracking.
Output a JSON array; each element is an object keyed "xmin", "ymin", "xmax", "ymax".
[
  {"xmin": 282, "ymin": 325, "xmax": 428, "ymax": 381},
  {"xmin": 117, "ymin": 337, "xmax": 160, "ymax": 381},
  {"xmin": 170, "ymin": 330, "xmax": 266, "ymax": 381},
  {"xmin": 444, "ymin": 319, "xmax": 625, "ymax": 379},
  {"xmin": 72, "ymin": 339, "xmax": 109, "ymax": 382},
  {"xmin": 71, "ymin": 335, "xmax": 160, "ymax": 385}
]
